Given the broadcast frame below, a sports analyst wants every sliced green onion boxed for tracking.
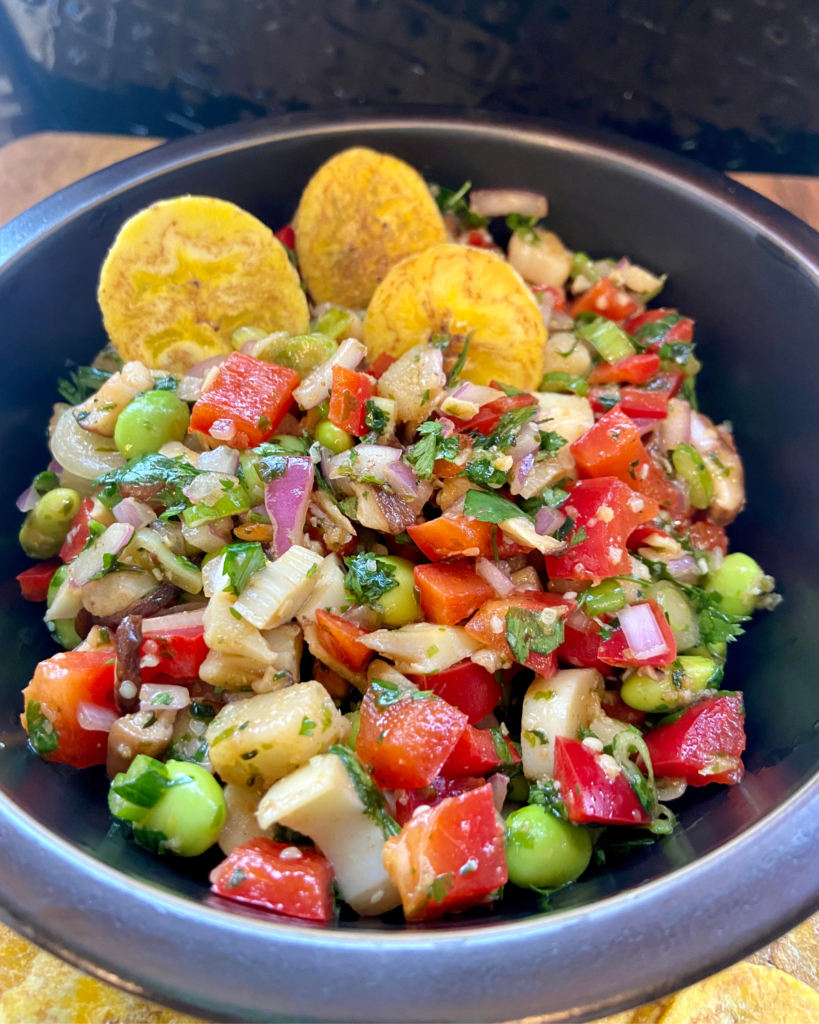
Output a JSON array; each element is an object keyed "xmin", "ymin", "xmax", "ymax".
[
  {"xmin": 538, "ymin": 371, "xmax": 589, "ymax": 397},
  {"xmin": 672, "ymin": 443, "xmax": 712, "ymax": 510},
  {"xmin": 575, "ymin": 316, "xmax": 636, "ymax": 364}
]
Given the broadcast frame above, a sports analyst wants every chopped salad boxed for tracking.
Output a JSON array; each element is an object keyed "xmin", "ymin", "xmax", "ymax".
[{"xmin": 15, "ymin": 147, "xmax": 778, "ymax": 923}]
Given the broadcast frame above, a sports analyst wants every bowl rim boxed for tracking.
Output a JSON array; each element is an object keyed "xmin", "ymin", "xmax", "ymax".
[{"xmin": 1, "ymin": 110, "xmax": 819, "ymax": 1023}]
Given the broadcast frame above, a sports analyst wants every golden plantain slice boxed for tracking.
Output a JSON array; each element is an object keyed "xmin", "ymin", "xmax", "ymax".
[
  {"xmin": 658, "ymin": 962, "xmax": 819, "ymax": 1024},
  {"xmin": 364, "ymin": 243, "xmax": 545, "ymax": 391},
  {"xmin": 98, "ymin": 195, "xmax": 310, "ymax": 372},
  {"xmin": 294, "ymin": 147, "xmax": 447, "ymax": 309}
]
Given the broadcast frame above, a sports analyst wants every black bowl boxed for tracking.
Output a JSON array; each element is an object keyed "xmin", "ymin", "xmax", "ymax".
[{"xmin": 0, "ymin": 113, "xmax": 818, "ymax": 1024}]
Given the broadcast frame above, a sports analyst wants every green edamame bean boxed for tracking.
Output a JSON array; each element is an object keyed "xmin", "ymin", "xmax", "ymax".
[
  {"xmin": 46, "ymin": 565, "xmax": 81, "ymax": 650},
  {"xmin": 115, "ymin": 390, "xmax": 190, "ymax": 459},
  {"xmin": 584, "ymin": 578, "xmax": 626, "ymax": 616},
  {"xmin": 374, "ymin": 556, "xmax": 421, "ymax": 627},
  {"xmin": 19, "ymin": 487, "xmax": 82, "ymax": 559},
  {"xmin": 270, "ymin": 433, "xmax": 309, "ymax": 454},
  {"xmin": 315, "ymin": 418, "xmax": 354, "ymax": 454},
  {"xmin": 620, "ymin": 655, "xmax": 721, "ymax": 713},
  {"xmin": 706, "ymin": 552, "xmax": 765, "ymax": 617},
  {"xmin": 506, "ymin": 771, "xmax": 530, "ymax": 803},
  {"xmin": 646, "ymin": 580, "xmax": 699, "ymax": 651},
  {"xmin": 255, "ymin": 333, "xmax": 337, "ymax": 377},
  {"xmin": 231, "ymin": 325, "xmax": 269, "ymax": 350},
  {"xmin": 672, "ymin": 443, "xmax": 712, "ymax": 510},
  {"xmin": 505, "ymin": 804, "xmax": 592, "ymax": 890}
]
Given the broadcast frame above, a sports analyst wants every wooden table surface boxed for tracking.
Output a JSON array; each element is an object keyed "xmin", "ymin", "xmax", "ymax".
[{"xmin": 1, "ymin": 130, "xmax": 818, "ymax": 1024}]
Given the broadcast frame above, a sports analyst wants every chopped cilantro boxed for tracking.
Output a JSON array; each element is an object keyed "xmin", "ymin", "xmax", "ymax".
[
  {"xmin": 344, "ymin": 553, "xmax": 398, "ymax": 607},
  {"xmin": 568, "ymin": 526, "xmax": 589, "ymax": 548},
  {"xmin": 57, "ymin": 365, "xmax": 112, "ymax": 405},
  {"xmin": 427, "ymin": 872, "xmax": 455, "ymax": 905},
  {"xmin": 153, "ymin": 376, "xmax": 179, "ymax": 392},
  {"xmin": 329, "ymin": 744, "xmax": 400, "ymax": 840},
  {"xmin": 370, "ymin": 678, "xmax": 434, "ymax": 710},
  {"xmin": 631, "ymin": 313, "xmax": 682, "ymax": 347},
  {"xmin": 131, "ymin": 827, "xmax": 170, "ymax": 856},
  {"xmin": 406, "ymin": 421, "xmax": 459, "ymax": 480},
  {"xmin": 223, "ymin": 542, "xmax": 267, "ymax": 596},
  {"xmin": 32, "ymin": 470, "xmax": 59, "ymax": 495},
  {"xmin": 505, "ymin": 605, "xmax": 564, "ymax": 665},
  {"xmin": 95, "ymin": 453, "xmax": 200, "ymax": 510},
  {"xmin": 463, "ymin": 488, "xmax": 529, "ymax": 523},
  {"xmin": 476, "ymin": 403, "xmax": 537, "ymax": 452},
  {"xmin": 429, "ymin": 180, "xmax": 487, "ymax": 229},
  {"xmin": 492, "ymin": 381, "xmax": 524, "ymax": 397},
  {"xmin": 463, "ymin": 455, "xmax": 508, "ymax": 489},
  {"xmin": 519, "ymin": 487, "xmax": 569, "ymax": 517},
  {"xmin": 25, "ymin": 701, "xmax": 58, "ymax": 756},
  {"xmin": 490, "ymin": 727, "xmax": 516, "ymax": 765},
  {"xmin": 539, "ymin": 430, "xmax": 567, "ymax": 454},
  {"xmin": 364, "ymin": 399, "xmax": 388, "ymax": 439},
  {"xmin": 659, "ymin": 341, "xmax": 696, "ymax": 366},
  {"xmin": 299, "ymin": 717, "xmax": 316, "ymax": 737},
  {"xmin": 553, "ymin": 515, "xmax": 576, "ymax": 542},
  {"xmin": 528, "ymin": 779, "xmax": 568, "ymax": 820},
  {"xmin": 448, "ymin": 335, "xmax": 471, "ymax": 386},
  {"xmin": 506, "ymin": 212, "xmax": 539, "ymax": 242}
]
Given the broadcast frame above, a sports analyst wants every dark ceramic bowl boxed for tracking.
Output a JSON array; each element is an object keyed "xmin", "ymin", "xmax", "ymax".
[{"xmin": 0, "ymin": 113, "xmax": 818, "ymax": 1024}]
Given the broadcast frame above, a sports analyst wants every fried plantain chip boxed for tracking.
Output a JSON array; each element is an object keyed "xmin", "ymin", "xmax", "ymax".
[
  {"xmin": 294, "ymin": 147, "xmax": 447, "ymax": 309},
  {"xmin": 364, "ymin": 243, "xmax": 545, "ymax": 391},
  {"xmin": 98, "ymin": 195, "xmax": 309, "ymax": 372},
  {"xmin": 658, "ymin": 962, "xmax": 819, "ymax": 1023}
]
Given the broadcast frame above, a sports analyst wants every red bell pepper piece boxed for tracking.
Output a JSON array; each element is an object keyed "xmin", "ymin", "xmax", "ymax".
[
  {"xmin": 407, "ymin": 658, "xmax": 502, "ymax": 724},
  {"xmin": 568, "ymin": 278, "xmax": 638, "ymax": 321},
  {"xmin": 367, "ymin": 352, "xmax": 397, "ymax": 379},
  {"xmin": 211, "ymin": 838, "xmax": 335, "ymax": 922},
  {"xmin": 407, "ymin": 514, "xmax": 528, "ymax": 562},
  {"xmin": 554, "ymin": 736, "xmax": 650, "ymax": 826},
  {"xmin": 413, "ymin": 562, "xmax": 495, "ymax": 626},
  {"xmin": 189, "ymin": 352, "xmax": 299, "ymax": 448},
  {"xmin": 544, "ymin": 477, "xmax": 659, "ymax": 581},
  {"xmin": 644, "ymin": 694, "xmax": 746, "ymax": 787},
  {"xmin": 447, "ymin": 392, "xmax": 536, "ymax": 436},
  {"xmin": 140, "ymin": 625, "xmax": 208, "ymax": 682},
  {"xmin": 618, "ymin": 387, "xmax": 669, "ymax": 420},
  {"xmin": 274, "ymin": 225, "xmax": 296, "ymax": 251},
  {"xmin": 625, "ymin": 309, "xmax": 695, "ymax": 347},
  {"xmin": 356, "ymin": 685, "xmax": 467, "ymax": 790},
  {"xmin": 59, "ymin": 497, "xmax": 94, "ymax": 563},
  {"xmin": 597, "ymin": 599, "xmax": 677, "ymax": 668},
  {"xmin": 571, "ymin": 406, "xmax": 653, "ymax": 482},
  {"xmin": 328, "ymin": 365, "xmax": 377, "ymax": 436},
  {"xmin": 627, "ymin": 523, "xmax": 674, "ymax": 550},
  {"xmin": 465, "ymin": 592, "xmax": 575, "ymax": 670},
  {"xmin": 689, "ymin": 519, "xmax": 729, "ymax": 555},
  {"xmin": 382, "ymin": 784, "xmax": 507, "ymax": 920},
  {"xmin": 587, "ymin": 352, "xmax": 661, "ymax": 385},
  {"xmin": 22, "ymin": 648, "xmax": 117, "ymax": 769},
  {"xmin": 529, "ymin": 284, "xmax": 565, "ymax": 311},
  {"xmin": 17, "ymin": 561, "xmax": 61, "ymax": 602},
  {"xmin": 440, "ymin": 724, "xmax": 520, "ymax": 778},
  {"xmin": 393, "ymin": 776, "xmax": 485, "ymax": 827},
  {"xmin": 465, "ymin": 229, "xmax": 496, "ymax": 249},
  {"xmin": 314, "ymin": 609, "xmax": 373, "ymax": 672}
]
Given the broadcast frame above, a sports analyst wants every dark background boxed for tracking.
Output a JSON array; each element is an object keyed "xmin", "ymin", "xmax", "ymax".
[{"xmin": 0, "ymin": 0, "xmax": 818, "ymax": 172}]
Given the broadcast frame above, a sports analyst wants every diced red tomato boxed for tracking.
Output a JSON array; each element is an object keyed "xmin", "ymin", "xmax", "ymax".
[
  {"xmin": 554, "ymin": 737, "xmax": 650, "ymax": 826},
  {"xmin": 414, "ymin": 562, "xmax": 494, "ymax": 626},
  {"xmin": 367, "ymin": 352, "xmax": 397, "ymax": 379},
  {"xmin": 407, "ymin": 515, "xmax": 528, "ymax": 562},
  {"xmin": 627, "ymin": 523, "xmax": 674, "ymax": 551},
  {"xmin": 140, "ymin": 625, "xmax": 208, "ymax": 682},
  {"xmin": 22, "ymin": 648, "xmax": 117, "ymax": 769},
  {"xmin": 544, "ymin": 477, "xmax": 659, "ymax": 581},
  {"xmin": 587, "ymin": 352, "xmax": 660, "ymax": 385},
  {"xmin": 433, "ymin": 434, "xmax": 472, "ymax": 478},
  {"xmin": 597, "ymin": 600, "xmax": 677, "ymax": 668},
  {"xmin": 382, "ymin": 784, "xmax": 507, "ymax": 920},
  {"xmin": 465, "ymin": 229, "xmax": 496, "ymax": 249},
  {"xmin": 558, "ymin": 611, "xmax": 608, "ymax": 674},
  {"xmin": 465, "ymin": 592, "xmax": 574, "ymax": 670},
  {"xmin": 568, "ymin": 278, "xmax": 638, "ymax": 321},
  {"xmin": 689, "ymin": 519, "xmax": 729, "ymax": 555},
  {"xmin": 407, "ymin": 659, "xmax": 502, "ymax": 724},
  {"xmin": 211, "ymin": 838, "xmax": 334, "ymax": 922},
  {"xmin": 530, "ymin": 284, "xmax": 566, "ymax": 311},
  {"xmin": 393, "ymin": 776, "xmax": 485, "ymax": 827},
  {"xmin": 625, "ymin": 309, "xmax": 695, "ymax": 346},
  {"xmin": 328, "ymin": 365, "xmax": 377, "ymax": 436},
  {"xmin": 356, "ymin": 687, "xmax": 467, "ymax": 790},
  {"xmin": 601, "ymin": 688, "xmax": 648, "ymax": 726},
  {"xmin": 618, "ymin": 387, "xmax": 669, "ymax": 420},
  {"xmin": 571, "ymin": 406, "xmax": 653, "ymax": 482},
  {"xmin": 441, "ymin": 724, "xmax": 520, "ymax": 778},
  {"xmin": 17, "ymin": 561, "xmax": 60, "ymax": 602},
  {"xmin": 447, "ymin": 392, "xmax": 536, "ymax": 436},
  {"xmin": 59, "ymin": 497, "xmax": 94, "ymax": 563},
  {"xmin": 274, "ymin": 225, "xmax": 296, "ymax": 251},
  {"xmin": 624, "ymin": 308, "xmax": 672, "ymax": 333},
  {"xmin": 314, "ymin": 609, "xmax": 373, "ymax": 672},
  {"xmin": 644, "ymin": 694, "xmax": 746, "ymax": 787},
  {"xmin": 189, "ymin": 353, "xmax": 300, "ymax": 449}
]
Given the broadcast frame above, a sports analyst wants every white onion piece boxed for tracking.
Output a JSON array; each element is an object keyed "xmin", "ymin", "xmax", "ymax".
[
  {"xmin": 113, "ymin": 497, "xmax": 156, "ymax": 529},
  {"xmin": 488, "ymin": 773, "xmax": 509, "ymax": 812},
  {"xmin": 656, "ymin": 777, "xmax": 688, "ymax": 801},
  {"xmin": 50, "ymin": 407, "xmax": 125, "ymax": 480},
  {"xmin": 197, "ymin": 446, "xmax": 240, "ymax": 475},
  {"xmin": 67, "ymin": 523, "xmax": 134, "ymax": 588},
  {"xmin": 469, "ymin": 189, "xmax": 548, "ymax": 219},
  {"xmin": 210, "ymin": 419, "xmax": 237, "ymax": 443},
  {"xmin": 659, "ymin": 398, "xmax": 692, "ymax": 452},
  {"xmin": 293, "ymin": 338, "xmax": 367, "ymax": 410},
  {"xmin": 328, "ymin": 444, "xmax": 401, "ymax": 483},
  {"xmin": 77, "ymin": 702, "xmax": 119, "ymax": 733},
  {"xmin": 187, "ymin": 355, "xmax": 228, "ymax": 379},
  {"xmin": 451, "ymin": 382, "xmax": 504, "ymax": 408},
  {"xmin": 476, "ymin": 557, "xmax": 516, "ymax": 597},
  {"xmin": 139, "ymin": 683, "xmax": 191, "ymax": 712},
  {"xmin": 177, "ymin": 376, "xmax": 203, "ymax": 402},
  {"xmin": 182, "ymin": 472, "xmax": 226, "ymax": 505},
  {"xmin": 535, "ymin": 506, "xmax": 566, "ymax": 536},
  {"xmin": 666, "ymin": 554, "xmax": 701, "ymax": 584},
  {"xmin": 141, "ymin": 607, "xmax": 207, "ymax": 634},
  {"xmin": 16, "ymin": 486, "xmax": 38, "ymax": 513},
  {"xmin": 617, "ymin": 602, "xmax": 670, "ymax": 660}
]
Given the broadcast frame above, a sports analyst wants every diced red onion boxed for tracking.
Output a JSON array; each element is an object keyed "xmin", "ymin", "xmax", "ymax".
[
  {"xmin": 187, "ymin": 355, "xmax": 228, "ymax": 379},
  {"xmin": 659, "ymin": 399, "xmax": 692, "ymax": 452},
  {"xmin": 197, "ymin": 446, "xmax": 240, "ymax": 475},
  {"xmin": 67, "ymin": 523, "xmax": 134, "ymax": 588},
  {"xmin": 209, "ymin": 419, "xmax": 237, "ymax": 443},
  {"xmin": 508, "ymin": 421, "xmax": 541, "ymax": 485},
  {"xmin": 48, "ymin": 459, "xmax": 63, "ymax": 474},
  {"xmin": 113, "ymin": 497, "xmax": 156, "ymax": 529},
  {"xmin": 488, "ymin": 773, "xmax": 509, "ymax": 812},
  {"xmin": 264, "ymin": 456, "xmax": 314, "ymax": 557},
  {"xmin": 293, "ymin": 338, "xmax": 367, "ymax": 410},
  {"xmin": 618, "ymin": 602, "xmax": 670, "ymax": 661},
  {"xmin": 634, "ymin": 418, "xmax": 656, "ymax": 436},
  {"xmin": 16, "ymin": 486, "xmax": 38, "ymax": 513},
  {"xmin": 451, "ymin": 382, "xmax": 503, "ymax": 408},
  {"xmin": 438, "ymin": 417, "xmax": 457, "ymax": 439},
  {"xmin": 383, "ymin": 460, "xmax": 420, "ymax": 499},
  {"xmin": 469, "ymin": 189, "xmax": 548, "ymax": 220},
  {"xmin": 567, "ymin": 606, "xmax": 596, "ymax": 634},
  {"xmin": 476, "ymin": 557, "xmax": 516, "ymax": 597},
  {"xmin": 666, "ymin": 553, "xmax": 701, "ymax": 584},
  {"xmin": 139, "ymin": 683, "xmax": 191, "ymax": 712},
  {"xmin": 535, "ymin": 506, "xmax": 566, "ymax": 536},
  {"xmin": 77, "ymin": 702, "xmax": 119, "ymax": 733},
  {"xmin": 538, "ymin": 290, "xmax": 555, "ymax": 328},
  {"xmin": 142, "ymin": 607, "xmax": 206, "ymax": 634},
  {"xmin": 615, "ymin": 256, "xmax": 631, "ymax": 272}
]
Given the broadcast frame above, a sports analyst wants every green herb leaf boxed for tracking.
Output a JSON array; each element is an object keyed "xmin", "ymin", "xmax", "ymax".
[
  {"xmin": 344, "ymin": 553, "xmax": 398, "ymax": 607},
  {"xmin": 519, "ymin": 487, "xmax": 569, "ymax": 517},
  {"xmin": 427, "ymin": 872, "xmax": 454, "ymax": 904},
  {"xmin": 538, "ymin": 371, "xmax": 590, "ymax": 397},
  {"xmin": 299, "ymin": 717, "xmax": 316, "ymax": 737},
  {"xmin": 111, "ymin": 763, "xmax": 191, "ymax": 810},
  {"xmin": 25, "ymin": 701, "xmax": 58, "ymax": 756},
  {"xmin": 95, "ymin": 453, "xmax": 200, "ymax": 511},
  {"xmin": 505, "ymin": 605, "xmax": 564, "ymax": 665},
  {"xmin": 506, "ymin": 212, "xmax": 540, "ymax": 242},
  {"xmin": 364, "ymin": 399, "xmax": 388, "ymax": 438},
  {"xmin": 329, "ymin": 744, "xmax": 400, "ymax": 840},
  {"xmin": 475, "ymin": 403, "xmax": 538, "ymax": 453},
  {"xmin": 370, "ymin": 678, "xmax": 435, "ymax": 710},
  {"xmin": 57, "ymin": 365, "xmax": 112, "ymax": 405},
  {"xmin": 154, "ymin": 375, "xmax": 179, "ymax": 392},
  {"xmin": 631, "ymin": 313, "xmax": 683, "ymax": 347},
  {"xmin": 463, "ymin": 488, "xmax": 529, "ymax": 524},
  {"xmin": 448, "ymin": 335, "xmax": 471, "ymax": 386},
  {"xmin": 539, "ymin": 430, "xmax": 567, "ymax": 454},
  {"xmin": 406, "ymin": 421, "xmax": 459, "ymax": 480},
  {"xmin": 131, "ymin": 827, "xmax": 169, "ymax": 856},
  {"xmin": 528, "ymin": 779, "xmax": 568, "ymax": 820},
  {"xmin": 223, "ymin": 542, "xmax": 267, "ymax": 596},
  {"xmin": 429, "ymin": 180, "xmax": 487, "ymax": 229},
  {"xmin": 462, "ymin": 456, "xmax": 508, "ymax": 490},
  {"xmin": 32, "ymin": 470, "xmax": 59, "ymax": 496}
]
